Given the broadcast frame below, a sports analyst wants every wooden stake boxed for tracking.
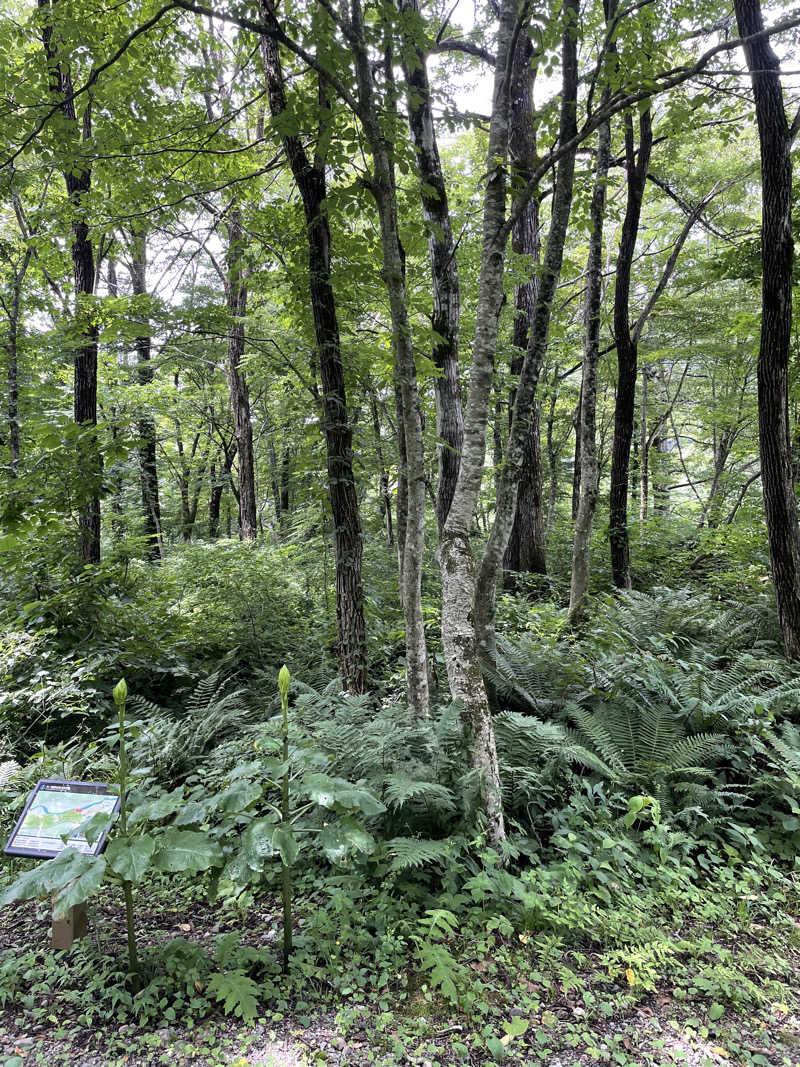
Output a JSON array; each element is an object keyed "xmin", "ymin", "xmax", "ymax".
[{"xmin": 51, "ymin": 901, "xmax": 87, "ymax": 950}]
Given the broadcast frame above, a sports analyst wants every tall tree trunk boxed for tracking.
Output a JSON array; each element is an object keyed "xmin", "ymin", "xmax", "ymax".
[
  {"xmin": 225, "ymin": 209, "xmax": 258, "ymax": 541},
  {"xmin": 331, "ymin": 0, "xmax": 429, "ymax": 713},
  {"xmin": 439, "ymin": 0, "xmax": 578, "ymax": 848},
  {"xmin": 39, "ymin": 0, "xmax": 100, "ymax": 563},
  {"xmin": 261, "ymin": 11, "xmax": 368, "ymax": 692},
  {"xmin": 369, "ymin": 388, "xmax": 394, "ymax": 546},
  {"xmin": 609, "ymin": 107, "xmax": 652, "ymax": 589},
  {"xmin": 735, "ymin": 0, "xmax": 800, "ymax": 658},
  {"xmin": 639, "ymin": 365, "xmax": 649, "ymax": 521},
  {"xmin": 504, "ymin": 27, "xmax": 547, "ymax": 582},
  {"xmin": 474, "ymin": 1, "xmax": 580, "ymax": 653},
  {"xmin": 399, "ymin": 0, "xmax": 463, "ymax": 533},
  {"xmin": 571, "ymin": 383, "xmax": 582, "ymax": 522},
  {"xmin": 6, "ymin": 278, "xmax": 23, "ymax": 477},
  {"xmin": 569, "ymin": 110, "xmax": 612, "ymax": 624},
  {"xmin": 129, "ymin": 230, "xmax": 163, "ymax": 560}
]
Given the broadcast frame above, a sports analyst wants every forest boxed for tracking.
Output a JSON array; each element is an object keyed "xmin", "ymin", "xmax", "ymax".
[{"xmin": 1, "ymin": 0, "xmax": 800, "ymax": 1063}]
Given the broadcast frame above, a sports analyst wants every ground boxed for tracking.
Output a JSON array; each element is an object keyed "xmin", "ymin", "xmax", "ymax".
[{"xmin": 0, "ymin": 883, "xmax": 798, "ymax": 1067}]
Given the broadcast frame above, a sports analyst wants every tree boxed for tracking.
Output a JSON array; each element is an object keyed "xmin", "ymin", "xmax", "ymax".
[{"xmin": 734, "ymin": 0, "xmax": 800, "ymax": 659}]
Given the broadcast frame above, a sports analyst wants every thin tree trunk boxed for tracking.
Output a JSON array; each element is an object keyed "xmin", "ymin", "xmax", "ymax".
[
  {"xmin": 609, "ymin": 107, "xmax": 653, "ymax": 589},
  {"xmin": 504, "ymin": 27, "xmax": 546, "ymax": 581},
  {"xmin": 6, "ymin": 277, "xmax": 23, "ymax": 477},
  {"xmin": 225, "ymin": 209, "xmax": 258, "ymax": 541},
  {"xmin": 735, "ymin": 0, "xmax": 800, "ymax": 658},
  {"xmin": 474, "ymin": 1, "xmax": 580, "ymax": 652},
  {"xmin": 129, "ymin": 230, "xmax": 163, "ymax": 560},
  {"xmin": 261, "ymin": 11, "xmax": 368, "ymax": 692},
  {"xmin": 569, "ymin": 108, "xmax": 612, "ymax": 624},
  {"xmin": 639, "ymin": 365, "xmax": 649, "ymax": 521},
  {"xmin": 369, "ymin": 388, "xmax": 394, "ymax": 546},
  {"xmin": 39, "ymin": 0, "xmax": 100, "ymax": 563},
  {"xmin": 399, "ymin": 0, "xmax": 463, "ymax": 534},
  {"xmin": 571, "ymin": 383, "xmax": 582, "ymax": 522}
]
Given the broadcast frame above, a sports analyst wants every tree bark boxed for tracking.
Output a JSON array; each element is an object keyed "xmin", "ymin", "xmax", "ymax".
[
  {"xmin": 503, "ymin": 26, "xmax": 547, "ymax": 582},
  {"xmin": 39, "ymin": 0, "xmax": 101, "ymax": 562},
  {"xmin": 369, "ymin": 388, "xmax": 394, "ymax": 546},
  {"xmin": 261, "ymin": 9, "xmax": 368, "ymax": 692},
  {"xmin": 609, "ymin": 107, "xmax": 652, "ymax": 589},
  {"xmin": 473, "ymin": 0, "xmax": 580, "ymax": 652},
  {"xmin": 735, "ymin": 0, "xmax": 800, "ymax": 658},
  {"xmin": 399, "ymin": 0, "xmax": 463, "ymax": 534},
  {"xmin": 224, "ymin": 209, "xmax": 258, "ymax": 541},
  {"xmin": 129, "ymin": 230, "xmax": 163, "ymax": 560},
  {"xmin": 569, "ymin": 109, "xmax": 612, "ymax": 624}
]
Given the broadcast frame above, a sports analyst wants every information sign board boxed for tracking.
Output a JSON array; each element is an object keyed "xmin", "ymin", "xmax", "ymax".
[{"xmin": 3, "ymin": 779, "xmax": 119, "ymax": 859}]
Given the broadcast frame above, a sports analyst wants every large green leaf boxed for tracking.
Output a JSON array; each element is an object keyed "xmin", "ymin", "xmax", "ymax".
[
  {"xmin": 152, "ymin": 830, "xmax": 223, "ymax": 873},
  {"xmin": 272, "ymin": 823, "xmax": 299, "ymax": 867},
  {"xmin": 128, "ymin": 787, "xmax": 184, "ymax": 826},
  {"xmin": 302, "ymin": 773, "xmax": 385, "ymax": 816},
  {"xmin": 105, "ymin": 835, "xmax": 156, "ymax": 883},
  {"xmin": 319, "ymin": 818, "xmax": 375, "ymax": 863},
  {"xmin": 0, "ymin": 849, "xmax": 107, "ymax": 919},
  {"xmin": 223, "ymin": 817, "xmax": 278, "ymax": 884}
]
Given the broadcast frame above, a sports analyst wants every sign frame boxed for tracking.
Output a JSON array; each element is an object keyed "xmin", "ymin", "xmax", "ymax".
[{"xmin": 3, "ymin": 778, "xmax": 120, "ymax": 860}]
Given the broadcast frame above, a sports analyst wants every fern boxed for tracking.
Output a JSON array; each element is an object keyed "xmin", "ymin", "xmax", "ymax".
[{"xmin": 387, "ymin": 837, "xmax": 459, "ymax": 872}]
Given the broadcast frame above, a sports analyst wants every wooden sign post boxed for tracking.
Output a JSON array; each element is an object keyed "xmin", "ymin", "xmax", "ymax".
[{"xmin": 52, "ymin": 901, "xmax": 88, "ymax": 950}]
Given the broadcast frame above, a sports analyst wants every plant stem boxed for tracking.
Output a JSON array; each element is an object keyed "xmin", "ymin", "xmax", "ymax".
[
  {"xmin": 281, "ymin": 683, "xmax": 292, "ymax": 971},
  {"xmin": 116, "ymin": 687, "xmax": 141, "ymax": 990}
]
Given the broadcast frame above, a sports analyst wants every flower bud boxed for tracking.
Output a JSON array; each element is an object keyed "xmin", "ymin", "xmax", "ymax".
[
  {"xmin": 278, "ymin": 664, "xmax": 290, "ymax": 699},
  {"xmin": 113, "ymin": 678, "xmax": 128, "ymax": 708}
]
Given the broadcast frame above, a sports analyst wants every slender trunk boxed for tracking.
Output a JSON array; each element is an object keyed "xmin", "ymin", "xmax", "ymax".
[
  {"xmin": 261, "ymin": 13, "xmax": 368, "ymax": 692},
  {"xmin": 369, "ymin": 389, "xmax": 394, "ymax": 546},
  {"xmin": 225, "ymin": 209, "xmax": 258, "ymax": 541},
  {"xmin": 571, "ymin": 383, "xmax": 582, "ymax": 522},
  {"xmin": 107, "ymin": 258, "xmax": 124, "ymax": 540},
  {"xmin": 399, "ymin": 0, "xmax": 463, "ymax": 534},
  {"xmin": 504, "ymin": 28, "xmax": 546, "ymax": 580},
  {"xmin": 639, "ymin": 365, "xmax": 649, "ymax": 521},
  {"xmin": 40, "ymin": 0, "xmax": 100, "ymax": 563},
  {"xmin": 735, "ymin": 0, "xmax": 800, "ymax": 658},
  {"xmin": 440, "ymin": 0, "xmax": 579, "ymax": 849},
  {"xmin": 568, "ymin": 110, "xmax": 612, "ymax": 624},
  {"xmin": 129, "ymin": 231, "xmax": 163, "ymax": 560},
  {"xmin": 474, "ymin": 2, "xmax": 580, "ymax": 651},
  {"xmin": 609, "ymin": 108, "xmax": 652, "ymax": 589},
  {"xmin": 6, "ymin": 279, "xmax": 22, "ymax": 476},
  {"xmin": 544, "ymin": 370, "xmax": 560, "ymax": 537}
]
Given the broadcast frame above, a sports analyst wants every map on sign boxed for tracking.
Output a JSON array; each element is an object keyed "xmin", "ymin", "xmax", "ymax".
[{"xmin": 4, "ymin": 779, "xmax": 120, "ymax": 859}]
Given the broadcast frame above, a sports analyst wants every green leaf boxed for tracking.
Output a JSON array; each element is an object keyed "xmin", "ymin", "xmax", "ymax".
[
  {"xmin": 502, "ymin": 1017, "xmax": 529, "ymax": 1038},
  {"xmin": 708, "ymin": 1002, "xmax": 725, "ymax": 1021},
  {"xmin": 128, "ymin": 787, "xmax": 184, "ymax": 826},
  {"xmin": 272, "ymin": 823, "xmax": 298, "ymax": 867},
  {"xmin": 152, "ymin": 830, "xmax": 223, "ymax": 873},
  {"xmin": 486, "ymin": 1036, "xmax": 507, "ymax": 1061},
  {"xmin": 207, "ymin": 972, "xmax": 260, "ymax": 1023},
  {"xmin": 0, "ymin": 849, "xmax": 106, "ymax": 916},
  {"xmin": 105, "ymin": 835, "xmax": 156, "ymax": 883},
  {"xmin": 302, "ymin": 773, "xmax": 385, "ymax": 815},
  {"xmin": 319, "ymin": 817, "xmax": 375, "ymax": 863}
]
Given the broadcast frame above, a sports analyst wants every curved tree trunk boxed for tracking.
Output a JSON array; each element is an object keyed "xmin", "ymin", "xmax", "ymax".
[{"xmin": 735, "ymin": 0, "xmax": 800, "ymax": 658}]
